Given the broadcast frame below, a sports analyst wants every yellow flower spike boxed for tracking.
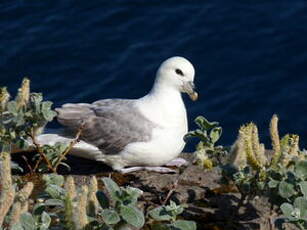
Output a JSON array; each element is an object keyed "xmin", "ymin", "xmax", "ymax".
[
  {"xmin": 229, "ymin": 126, "xmax": 247, "ymax": 169},
  {"xmin": 270, "ymin": 115, "xmax": 282, "ymax": 167},
  {"xmin": 251, "ymin": 124, "xmax": 267, "ymax": 166},
  {"xmin": 280, "ymin": 134, "xmax": 291, "ymax": 167},
  {"xmin": 88, "ymin": 176, "xmax": 99, "ymax": 216},
  {"xmin": 288, "ymin": 134, "xmax": 299, "ymax": 156},
  {"xmin": 78, "ymin": 185, "xmax": 89, "ymax": 228},
  {"xmin": 251, "ymin": 124, "xmax": 260, "ymax": 154},
  {"xmin": 65, "ymin": 176, "xmax": 77, "ymax": 200},
  {"xmin": 243, "ymin": 123, "xmax": 262, "ymax": 171},
  {"xmin": 281, "ymin": 134, "xmax": 300, "ymax": 167},
  {"xmin": 8, "ymin": 182, "xmax": 34, "ymax": 227},
  {"xmin": 64, "ymin": 176, "xmax": 77, "ymax": 230},
  {"xmin": 0, "ymin": 87, "xmax": 10, "ymax": 112},
  {"xmin": 16, "ymin": 78, "xmax": 30, "ymax": 109},
  {"xmin": 0, "ymin": 150, "xmax": 16, "ymax": 226}
]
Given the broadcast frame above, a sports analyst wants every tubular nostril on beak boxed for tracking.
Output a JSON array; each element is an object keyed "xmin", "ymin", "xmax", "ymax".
[
  {"xmin": 190, "ymin": 81, "xmax": 195, "ymax": 89},
  {"xmin": 183, "ymin": 81, "xmax": 198, "ymax": 101}
]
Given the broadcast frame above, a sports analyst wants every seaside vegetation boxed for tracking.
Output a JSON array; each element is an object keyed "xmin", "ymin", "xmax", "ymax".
[{"xmin": 0, "ymin": 78, "xmax": 306, "ymax": 230}]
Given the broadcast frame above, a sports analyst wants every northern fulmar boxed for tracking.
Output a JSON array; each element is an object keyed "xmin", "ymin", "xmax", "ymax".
[{"xmin": 37, "ymin": 56, "xmax": 198, "ymax": 173}]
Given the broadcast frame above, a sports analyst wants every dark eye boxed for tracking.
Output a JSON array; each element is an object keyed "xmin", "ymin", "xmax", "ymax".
[{"xmin": 175, "ymin": 69, "xmax": 184, "ymax": 76}]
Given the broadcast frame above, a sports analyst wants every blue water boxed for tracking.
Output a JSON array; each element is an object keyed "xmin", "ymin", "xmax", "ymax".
[{"xmin": 1, "ymin": 0, "xmax": 307, "ymax": 151}]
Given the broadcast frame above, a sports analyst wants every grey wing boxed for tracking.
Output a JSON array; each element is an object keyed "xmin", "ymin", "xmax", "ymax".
[{"xmin": 56, "ymin": 99, "xmax": 156, "ymax": 154}]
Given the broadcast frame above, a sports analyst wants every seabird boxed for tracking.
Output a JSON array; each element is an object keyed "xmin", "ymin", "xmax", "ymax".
[{"xmin": 38, "ymin": 56, "xmax": 198, "ymax": 173}]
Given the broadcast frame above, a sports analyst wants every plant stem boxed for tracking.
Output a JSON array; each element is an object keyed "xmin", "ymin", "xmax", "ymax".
[
  {"xmin": 162, "ymin": 174, "xmax": 181, "ymax": 205},
  {"xmin": 53, "ymin": 125, "xmax": 83, "ymax": 172},
  {"xmin": 28, "ymin": 130, "xmax": 55, "ymax": 173},
  {"xmin": 22, "ymin": 155, "xmax": 33, "ymax": 174},
  {"xmin": 162, "ymin": 181, "xmax": 178, "ymax": 205}
]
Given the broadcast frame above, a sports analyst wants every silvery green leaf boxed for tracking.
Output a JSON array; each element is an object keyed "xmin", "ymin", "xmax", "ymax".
[
  {"xmin": 101, "ymin": 209, "xmax": 121, "ymax": 225},
  {"xmin": 9, "ymin": 130, "xmax": 16, "ymax": 140},
  {"xmin": 280, "ymin": 203, "xmax": 294, "ymax": 218},
  {"xmin": 124, "ymin": 186, "xmax": 143, "ymax": 204},
  {"xmin": 7, "ymin": 101, "xmax": 18, "ymax": 115},
  {"xmin": 295, "ymin": 160, "xmax": 307, "ymax": 179},
  {"xmin": 102, "ymin": 177, "xmax": 121, "ymax": 201},
  {"xmin": 299, "ymin": 181, "xmax": 307, "ymax": 199},
  {"xmin": 43, "ymin": 174, "xmax": 64, "ymax": 186},
  {"xmin": 195, "ymin": 116, "xmax": 219, "ymax": 130},
  {"xmin": 167, "ymin": 200, "xmax": 177, "ymax": 210},
  {"xmin": 210, "ymin": 127, "xmax": 222, "ymax": 143},
  {"xmin": 294, "ymin": 197, "xmax": 307, "ymax": 218},
  {"xmin": 45, "ymin": 184, "xmax": 66, "ymax": 199},
  {"xmin": 44, "ymin": 198, "xmax": 64, "ymax": 207},
  {"xmin": 165, "ymin": 201, "xmax": 184, "ymax": 216},
  {"xmin": 148, "ymin": 206, "xmax": 173, "ymax": 221},
  {"xmin": 55, "ymin": 142, "xmax": 68, "ymax": 153},
  {"xmin": 15, "ymin": 113, "xmax": 25, "ymax": 126},
  {"xmin": 278, "ymin": 181, "xmax": 295, "ymax": 199},
  {"xmin": 11, "ymin": 223, "xmax": 24, "ymax": 230},
  {"xmin": 40, "ymin": 211, "xmax": 51, "ymax": 229},
  {"xmin": 20, "ymin": 212, "xmax": 36, "ymax": 230},
  {"xmin": 268, "ymin": 179, "xmax": 279, "ymax": 188},
  {"xmin": 120, "ymin": 205, "xmax": 145, "ymax": 228},
  {"xmin": 151, "ymin": 223, "xmax": 171, "ymax": 230},
  {"xmin": 172, "ymin": 220, "xmax": 197, "ymax": 230},
  {"xmin": 41, "ymin": 101, "xmax": 56, "ymax": 121},
  {"xmin": 184, "ymin": 130, "xmax": 205, "ymax": 142}
]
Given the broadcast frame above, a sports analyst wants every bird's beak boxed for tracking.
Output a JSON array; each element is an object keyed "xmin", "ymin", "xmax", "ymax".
[{"xmin": 183, "ymin": 81, "xmax": 198, "ymax": 101}]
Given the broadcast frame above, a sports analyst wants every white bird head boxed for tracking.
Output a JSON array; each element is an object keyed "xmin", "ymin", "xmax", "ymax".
[{"xmin": 156, "ymin": 56, "xmax": 198, "ymax": 101}]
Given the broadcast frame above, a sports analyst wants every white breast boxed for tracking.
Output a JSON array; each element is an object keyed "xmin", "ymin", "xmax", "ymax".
[{"xmin": 119, "ymin": 92, "xmax": 188, "ymax": 167}]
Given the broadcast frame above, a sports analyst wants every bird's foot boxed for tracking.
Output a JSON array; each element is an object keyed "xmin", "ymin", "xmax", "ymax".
[
  {"xmin": 165, "ymin": 158, "xmax": 189, "ymax": 167},
  {"xmin": 119, "ymin": 166, "xmax": 176, "ymax": 174}
]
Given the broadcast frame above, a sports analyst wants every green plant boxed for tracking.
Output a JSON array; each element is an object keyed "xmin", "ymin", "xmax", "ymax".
[
  {"xmin": 36, "ymin": 175, "xmax": 145, "ymax": 230},
  {"xmin": 94, "ymin": 177, "xmax": 145, "ymax": 229},
  {"xmin": 10, "ymin": 211, "xmax": 52, "ymax": 230},
  {"xmin": 280, "ymin": 196, "xmax": 307, "ymax": 230},
  {"xmin": 185, "ymin": 116, "xmax": 226, "ymax": 169},
  {"xmin": 0, "ymin": 78, "xmax": 83, "ymax": 173},
  {"xmin": 222, "ymin": 115, "xmax": 307, "ymax": 229},
  {"xmin": 267, "ymin": 161, "xmax": 307, "ymax": 230},
  {"xmin": 0, "ymin": 79, "xmax": 56, "ymax": 153},
  {"xmin": 148, "ymin": 200, "xmax": 196, "ymax": 230}
]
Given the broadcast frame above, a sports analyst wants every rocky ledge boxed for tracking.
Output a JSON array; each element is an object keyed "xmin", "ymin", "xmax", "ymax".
[{"xmin": 12, "ymin": 152, "xmax": 297, "ymax": 230}]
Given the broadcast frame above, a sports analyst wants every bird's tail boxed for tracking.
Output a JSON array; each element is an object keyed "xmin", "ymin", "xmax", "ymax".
[{"xmin": 11, "ymin": 133, "xmax": 104, "ymax": 163}]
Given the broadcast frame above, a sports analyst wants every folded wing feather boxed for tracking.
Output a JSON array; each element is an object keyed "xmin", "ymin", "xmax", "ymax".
[{"xmin": 55, "ymin": 99, "xmax": 156, "ymax": 155}]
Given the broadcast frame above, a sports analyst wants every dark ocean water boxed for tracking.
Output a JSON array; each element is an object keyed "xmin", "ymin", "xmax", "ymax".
[{"xmin": 1, "ymin": 0, "xmax": 307, "ymax": 151}]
